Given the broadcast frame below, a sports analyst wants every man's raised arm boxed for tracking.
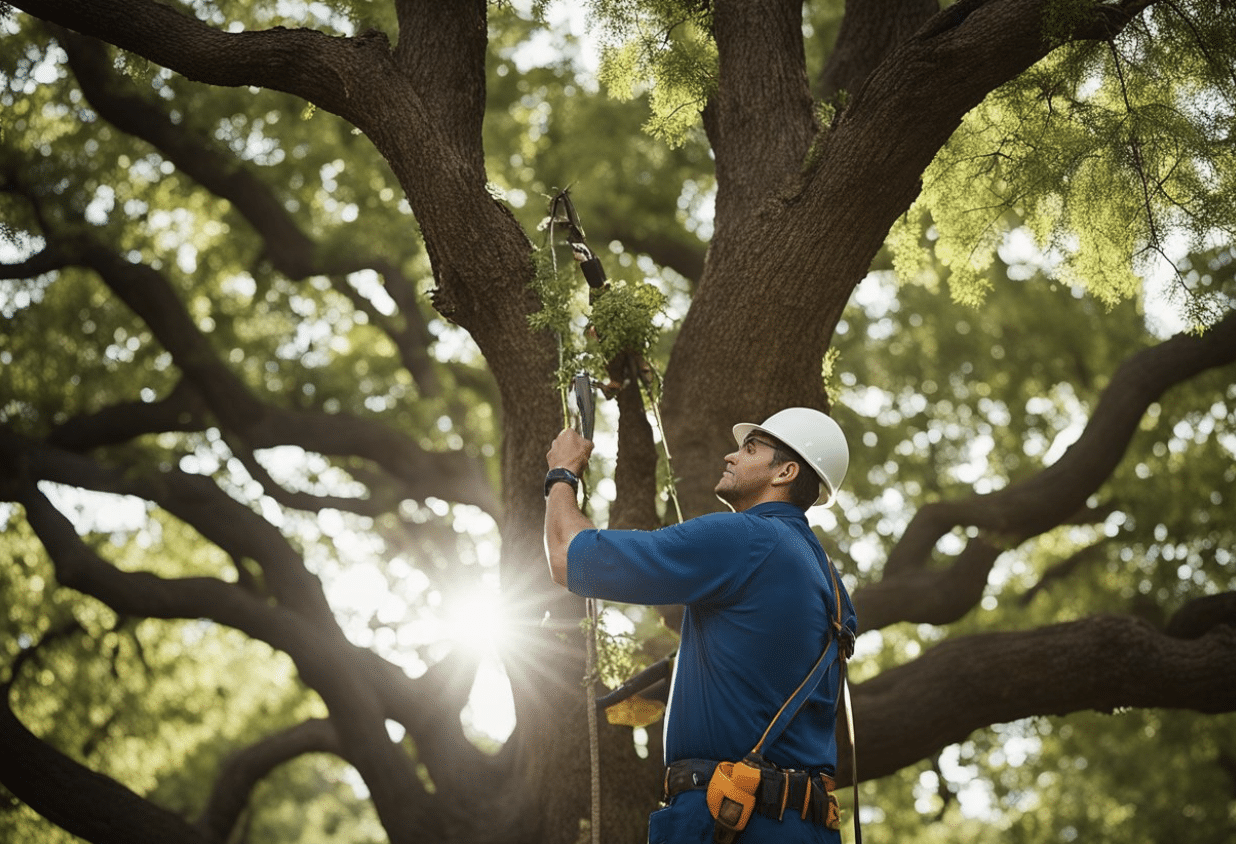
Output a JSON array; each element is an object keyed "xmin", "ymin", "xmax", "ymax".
[{"xmin": 543, "ymin": 428, "xmax": 595, "ymax": 587}]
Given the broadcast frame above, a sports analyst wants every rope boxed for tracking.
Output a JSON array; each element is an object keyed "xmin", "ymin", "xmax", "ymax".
[
  {"xmin": 585, "ymin": 597, "xmax": 601, "ymax": 844},
  {"xmin": 575, "ymin": 363, "xmax": 678, "ymax": 844},
  {"xmin": 545, "ymin": 185, "xmax": 607, "ymax": 844},
  {"xmin": 637, "ymin": 361, "xmax": 683, "ymax": 525}
]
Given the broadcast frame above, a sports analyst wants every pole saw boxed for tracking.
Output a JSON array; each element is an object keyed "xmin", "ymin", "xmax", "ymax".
[
  {"xmin": 548, "ymin": 187, "xmax": 684, "ymax": 729},
  {"xmin": 545, "ymin": 186, "xmax": 605, "ymax": 844}
]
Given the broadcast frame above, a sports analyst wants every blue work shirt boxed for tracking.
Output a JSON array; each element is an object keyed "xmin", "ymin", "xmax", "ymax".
[{"xmin": 567, "ymin": 501, "xmax": 857, "ymax": 773}]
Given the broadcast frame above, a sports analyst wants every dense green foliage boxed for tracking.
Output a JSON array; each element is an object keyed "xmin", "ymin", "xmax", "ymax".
[{"xmin": 894, "ymin": 4, "xmax": 1235, "ymax": 326}]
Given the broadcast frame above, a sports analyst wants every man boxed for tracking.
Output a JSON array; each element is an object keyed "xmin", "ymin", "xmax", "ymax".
[{"xmin": 545, "ymin": 407, "xmax": 858, "ymax": 843}]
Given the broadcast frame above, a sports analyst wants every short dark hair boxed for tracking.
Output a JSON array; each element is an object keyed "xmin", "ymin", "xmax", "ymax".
[{"xmin": 765, "ymin": 438, "xmax": 821, "ymax": 510}]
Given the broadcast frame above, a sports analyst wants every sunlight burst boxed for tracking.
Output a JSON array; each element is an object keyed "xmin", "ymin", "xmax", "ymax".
[{"xmin": 443, "ymin": 590, "xmax": 509, "ymax": 657}]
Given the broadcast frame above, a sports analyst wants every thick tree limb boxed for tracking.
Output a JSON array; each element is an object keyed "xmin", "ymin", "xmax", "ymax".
[
  {"xmin": 706, "ymin": 0, "xmax": 816, "ymax": 241},
  {"xmin": 5, "ymin": 0, "xmax": 396, "ymax": 119},
  {"xmin": 196, "ymin": 719, "xmax": 342, "ymax": 842},
  {"xmin": 853, "ymin": 309, "xmax": 1236, "ymax": 630},
  {"xmin": 392, "ymin": 0, "xmax": 487, "ymax": 173},
  {"xmin": 53, "ymin": 27, "xmax": 441, "ymax": 395},
  {"xmin": 662, "ymin": 0, "xmax": 1164, "ymax": 516},
  {"xmin": 0, "ymin": 683, "xmax": 214, "ymax": 844},
  {"xmin": 0, "ymin": 246, "xmax": 67, "ymax": 279},
  {"xmin": 818, "ymin": 0, "xmax": 940, "ymax": 99},
  {"xmin": 846, "ymin": 614, "xmax": 1236, "ymax": 782}
]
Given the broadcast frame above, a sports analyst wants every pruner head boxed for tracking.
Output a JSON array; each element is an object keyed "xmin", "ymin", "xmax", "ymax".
[
  {"xmin": 542, "ymin": 186, "xmax": 606, "ymax": 288},
  {"xmin": 548, "ymin": 186, "xmax": 585, "ymax": 242}
]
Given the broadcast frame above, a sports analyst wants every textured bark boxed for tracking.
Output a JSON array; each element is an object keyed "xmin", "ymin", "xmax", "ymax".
[
  {"xmin": 848, "ymin": 614, "xmax": 1236, "ymax": 782},
  {"xmin": 819, "ymin": 0, "xmax": 941, "ymax": 99}
]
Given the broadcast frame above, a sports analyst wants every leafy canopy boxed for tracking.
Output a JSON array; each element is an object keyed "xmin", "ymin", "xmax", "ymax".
[{"xmin": 894, "ymin": 2, "xmax": 1236, "ymax": 329}]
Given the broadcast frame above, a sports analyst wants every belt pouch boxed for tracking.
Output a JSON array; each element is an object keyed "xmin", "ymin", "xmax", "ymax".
[
  {"xmin": 706, "ymin": 759, "xmax": 761, "ymax": 840},
  {"xmin": 755, "ymin": 767, "xmax": 782, "ymax": 819},
  {"xmin": 807, "ymin": 776, "xmax": 826, "ymax": 824},
  {"xmin": 785, "ymin": 775, "xmax": 808, "ymax": 819}
]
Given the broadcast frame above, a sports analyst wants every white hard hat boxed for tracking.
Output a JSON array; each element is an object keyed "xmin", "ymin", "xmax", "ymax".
[{"xmin": 732, "ymin": 407, "xmax": 849, "ymax": 507}]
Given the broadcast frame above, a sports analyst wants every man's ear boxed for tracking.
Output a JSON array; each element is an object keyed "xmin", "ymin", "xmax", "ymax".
[{"xmin": 771, "ymin": 460, "xmax": 800, "ymax": 487}]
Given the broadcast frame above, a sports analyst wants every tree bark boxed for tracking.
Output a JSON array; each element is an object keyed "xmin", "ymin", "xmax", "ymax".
[
  {"xmin": 848, "ymin": 614, "xmax": 1236, "ymax": 782},
  {"xmin": 818, "ymin": 0, "xmax": 941, "ymax": 99},
  {"xmin": 661, "ymin": 0, "xmax": 1157, "ymax": 516}
]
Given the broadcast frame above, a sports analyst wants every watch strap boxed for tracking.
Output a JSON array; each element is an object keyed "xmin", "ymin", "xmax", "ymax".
[{"xmin": 544, "ymin": 467, "xmax": 580, "ymax": 499}]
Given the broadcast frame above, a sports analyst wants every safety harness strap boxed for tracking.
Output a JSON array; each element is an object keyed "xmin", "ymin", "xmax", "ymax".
[
  {"xmin": 750, "ymin": 635, "xmax": 840, "ymax": 756},
  {"xmin": 703, "ymin": 538, "xmax": 860, "ymax": 844}
]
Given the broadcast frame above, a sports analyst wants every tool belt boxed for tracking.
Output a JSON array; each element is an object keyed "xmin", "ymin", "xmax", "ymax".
[{"xmin": 664, "ymin": 756, "xmax": 841, "ymax": 836}]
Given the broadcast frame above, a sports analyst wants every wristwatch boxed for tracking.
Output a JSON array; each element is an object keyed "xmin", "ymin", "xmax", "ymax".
[{"xmin": 544, "ymin": 467, "xmax": 580, "ymax": 499}]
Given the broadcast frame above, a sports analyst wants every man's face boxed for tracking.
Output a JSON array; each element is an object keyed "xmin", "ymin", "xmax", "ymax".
[{"xmin": 715, "ymin": 435, "xmax": 781, "ymax": 510}]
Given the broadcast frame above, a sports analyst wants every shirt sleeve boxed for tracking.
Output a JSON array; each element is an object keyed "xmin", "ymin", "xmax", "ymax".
[{"xmin": 566, "ymin": 512, "xmax": 775, "ymax": 607}]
